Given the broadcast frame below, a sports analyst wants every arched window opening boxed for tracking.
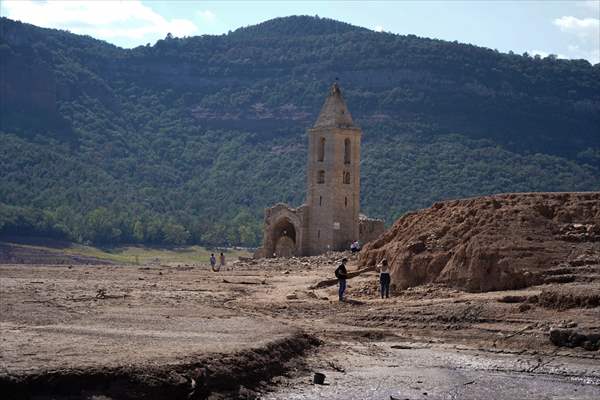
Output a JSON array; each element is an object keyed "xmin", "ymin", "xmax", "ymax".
[
  {"xmin": 317, "ymin": 170, "xmax": 325, "ymax": 184},
  {"xmin": 317, "ymin": 229, "xmax": 321, "ymax": 239},
  {"xmin": 318, "ymin": 137, "xmax": 326, "ymax": 162},
  {"xmin": 319, "ymin": 196, "xmax": 322, "ymax": 206},
  {"xmin": 344, "ymin": 138, "xmax": 351, "ymax": 164},
  {"xmin": 344, "ymin": 196, "xmax": 348, "ymax": 207},
  {"xmin": 343, "ymin": 171, "xmax": 350, "ymax": 184}
]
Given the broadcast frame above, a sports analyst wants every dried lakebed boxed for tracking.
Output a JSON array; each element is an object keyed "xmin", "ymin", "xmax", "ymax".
[{"xmin": 1, "ymin": 256, "xmax": 599, "ymax": 399}]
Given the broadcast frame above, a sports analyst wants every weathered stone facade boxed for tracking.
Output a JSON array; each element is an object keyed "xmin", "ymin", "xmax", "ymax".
[{"xmin": 256, "ymin": 83, "xmax": 384, "ymax": 258}]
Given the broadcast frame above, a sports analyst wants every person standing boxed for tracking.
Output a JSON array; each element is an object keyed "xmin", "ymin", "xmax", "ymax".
[
  {"xmin": 335, "ymin": 258, "xmax": 348, "ymax": 302},
  {"xmin": 379, "ymin": 259, "xmax": 391, "ymax": 299},
  {"xmin": 350, "ymin": 241, "xmax": 358, "ymax": 254},
  {"xmin": 210, "ymin": 253, "xmax": 217, "ymax": 272},
  {"xmin": 219, "ymin": 252, "xmax": 226, "ymax": 268}
]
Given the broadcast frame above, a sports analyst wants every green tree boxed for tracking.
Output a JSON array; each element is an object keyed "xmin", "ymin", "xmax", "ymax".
[
  {"xmin": 132, "ymin": 220, "xmax": 145, "ymax": 242},
  {"xmin": 84, "ymin": 208, "xmax": 121, "ymax": 243},
  {"xmin": 163, "ymin": 223, "xmax": 190, "ymax": 245}
]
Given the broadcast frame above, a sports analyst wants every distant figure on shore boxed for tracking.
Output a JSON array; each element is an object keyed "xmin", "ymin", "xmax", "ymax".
[
  {"xmin": 220, "ymin": 252, "xmax": 226, "ymax": 268},
  {"xmin": 350, "ymin": 240, "xmax": 361, "ymax": 254},
  {"xmin": 335, "ymin": 258, "xmax": 348, "ymax": 301},
  {"xmin": 378, "ymin": 259, "xmax": 391, "ymax": 299},
  {"xmin": 210, "ymin": 253, "xmax": 218, "ymax": 272}
]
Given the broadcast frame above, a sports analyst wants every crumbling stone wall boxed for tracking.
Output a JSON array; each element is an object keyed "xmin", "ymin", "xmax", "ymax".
[
  {"xmin": 256, "ymin": 203, "xmax": 308, "ymax": 258},
  {"xmin": 359, "ymin": 216, "xmax": 385, "ymax": 245}
]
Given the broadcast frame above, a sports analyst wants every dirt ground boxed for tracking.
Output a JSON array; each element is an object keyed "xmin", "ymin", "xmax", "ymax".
[{"xmin": 1, "ymin": 253, "xmax": 599, "ymax": 399}]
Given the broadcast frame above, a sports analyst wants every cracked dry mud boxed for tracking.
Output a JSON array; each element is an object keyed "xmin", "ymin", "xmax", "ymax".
[{"xmin": 1, "ymin": 253, "xmax": 599, "ymax": 399}]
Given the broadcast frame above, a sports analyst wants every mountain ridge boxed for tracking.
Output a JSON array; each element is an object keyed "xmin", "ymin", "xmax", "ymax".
[
  {"xmin": 231, "ymin": 15, "xmax": 368, "ymax": 37},
  {"xmin": 0, "ymin": 16, "xmax": 599, "ymax": 246}
]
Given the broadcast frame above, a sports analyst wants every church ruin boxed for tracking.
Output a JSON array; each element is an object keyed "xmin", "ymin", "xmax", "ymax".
[{"xmin": 256, "ymin": 82, "xmax": 384, "ymax": 258}]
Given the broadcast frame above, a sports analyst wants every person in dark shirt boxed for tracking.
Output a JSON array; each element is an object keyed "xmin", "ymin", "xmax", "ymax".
[
  {"xmin": 210, "ymin": 253, "xmax": 218, "ymax": 272},
  {"xmin": 335, "ymin": 258, "xmax": 348, "ymax": 301}
]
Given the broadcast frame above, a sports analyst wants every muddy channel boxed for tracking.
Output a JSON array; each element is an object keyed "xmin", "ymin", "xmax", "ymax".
[{"xmin": 264, "ymin": 342, "xmax": 600, "ymax": 400}]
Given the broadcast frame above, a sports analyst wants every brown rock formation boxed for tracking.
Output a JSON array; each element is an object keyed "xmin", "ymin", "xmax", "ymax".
[{"xmin": 359, "ymin": 192, "xmax": 600, "ymax": 292}]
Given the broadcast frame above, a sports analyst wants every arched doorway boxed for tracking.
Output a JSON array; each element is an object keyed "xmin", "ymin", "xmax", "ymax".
[{"xmin": 272, "ymin": 218, "xmax": 297, "ymax": 257}]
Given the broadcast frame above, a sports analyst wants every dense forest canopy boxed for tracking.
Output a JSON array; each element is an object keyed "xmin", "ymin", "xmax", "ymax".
[{"xmin": 1, "ymin": 16, "xmax": 599, "ymax": 246}]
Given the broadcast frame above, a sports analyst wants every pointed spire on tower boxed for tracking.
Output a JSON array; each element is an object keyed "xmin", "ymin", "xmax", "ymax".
[{"xmin": 313, "ymin": 82, "xmax": 355, "ymax": 129}]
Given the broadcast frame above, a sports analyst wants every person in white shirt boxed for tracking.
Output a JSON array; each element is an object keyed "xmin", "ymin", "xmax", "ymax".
[{"xmin": 378, "ymin": 259, "xmax": 391, "ymax": 299}]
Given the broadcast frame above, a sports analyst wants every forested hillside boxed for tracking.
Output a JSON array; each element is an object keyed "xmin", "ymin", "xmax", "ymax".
[{"xmin": 1, "ymin": 16, "xmax": 599, "ymax": 246}]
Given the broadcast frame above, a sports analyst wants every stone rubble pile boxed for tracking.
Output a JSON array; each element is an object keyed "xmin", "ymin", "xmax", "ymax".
[
  {"xmin": 549, "ymin": 328, "xmax": 600, "ymax": 351},
  {"xmin": 558, "ymin": 223, "xmax": 600, "ymax": 242},
  {"xmin": 235, "ymin": 251, "xmax": 354, "ymax": 271}
]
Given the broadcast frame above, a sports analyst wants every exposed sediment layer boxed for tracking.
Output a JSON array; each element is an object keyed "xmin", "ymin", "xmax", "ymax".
[{"xmin": 0, "ymin": 332, "xmax": 319, "ymax": 400}]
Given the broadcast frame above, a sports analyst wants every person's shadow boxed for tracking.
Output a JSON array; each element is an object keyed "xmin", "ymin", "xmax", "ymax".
[{"xmin": 342, "ymin": 298, "xmax": 365, "ymax": 305}]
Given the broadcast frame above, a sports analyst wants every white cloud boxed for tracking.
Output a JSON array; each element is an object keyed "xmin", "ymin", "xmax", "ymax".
[
  {"xmin": 553, "ymin": 14, "xmax": 599, "ymax": 63},
  {"xmin": 2, "ymin": 0, "xmax": 198, "ymax": 44},
  {"xmin": 374, "ymin": 25, "xmax": 384, "ymax": 32},
  {"xmin": 197, "ymin": 10, "xmax": 216, "ymax": 23},
  {"xmin": 553, "ymin": 16, "xmax": 599, "ymax": 38}
]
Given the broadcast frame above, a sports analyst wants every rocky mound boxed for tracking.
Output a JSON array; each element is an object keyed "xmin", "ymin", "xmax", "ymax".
[{"xmin": 359, "ymin": 192, "xmax": 600, "ymax": 292}]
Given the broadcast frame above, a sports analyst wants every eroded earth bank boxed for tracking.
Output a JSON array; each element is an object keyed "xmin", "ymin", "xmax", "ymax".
[{"xmin": 1, "ymin": 193, "xmax": 599, "ymax": 399}]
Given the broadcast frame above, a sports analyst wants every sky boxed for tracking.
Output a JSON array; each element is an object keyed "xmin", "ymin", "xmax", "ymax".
[{"xmin": 1, "ymin": 0, "xmax": 599, "ymax": 64}]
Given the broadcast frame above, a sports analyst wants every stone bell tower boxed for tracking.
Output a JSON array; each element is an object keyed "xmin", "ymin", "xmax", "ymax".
[
  {"xmin": 306, "ymin": 82, "xmax": 361, "ymax": 255},
  {"xmin": 255, "ymin": 82, "xmax": 383, "ymax": 259}
]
